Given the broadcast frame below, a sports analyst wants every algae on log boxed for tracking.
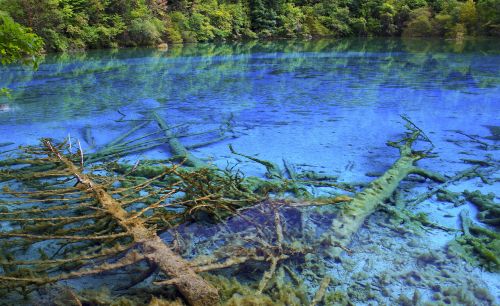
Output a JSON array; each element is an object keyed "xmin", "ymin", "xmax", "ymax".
[
  {"xmin": 43, "ymin": 140, "xmax": 219, "ymax": 306},
  {"xmin": 449, "ymin": 210, "xmax": 500, "ymax": 271},
  {"xmin": 229, "ymin": 144, "xmax": 282, "ymax": 179},
  {"xmin": 323, "ymin": 127, "xmax": 445, "ymax": 258},
  {"xmin": 152, "ymin": 111, "xmax": 207, "ymax": 168},
  {"xmin": 463, "ymin": 190, "xmax": 500, "ymax": 226}
]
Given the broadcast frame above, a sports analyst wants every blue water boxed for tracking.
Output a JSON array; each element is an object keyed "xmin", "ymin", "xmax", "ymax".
[
  {"xmin": 0, "ymin": 38, "xmax": 499, "ymax": 304},
  {"xmin": 1, "ymin": 38, "xmax": 499, "ymax": 124},
  {"xmin": 1, "ymin": 38, "xmax": 498, "ymax": 177}
]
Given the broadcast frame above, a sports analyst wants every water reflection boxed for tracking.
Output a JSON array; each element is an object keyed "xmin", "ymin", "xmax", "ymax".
[{"xmin": 0, "ymin": 38, "xmax": 499, "ymax": 125}]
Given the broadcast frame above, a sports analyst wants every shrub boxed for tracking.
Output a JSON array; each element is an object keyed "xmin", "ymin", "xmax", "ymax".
[
  {"xmin": 350, "ymin": 17, "xmax": 368, "ymax": 35},
  {"xmin": 402, "ymin": 7, "xmax": 435, "ymax": 37},
  {"xmin": 278, "ymin": 3, "xmax": 306, "ymax": 37},
  {"xmin": 128, "ymin": 18, "xmax": 163, "ymax": 46}
]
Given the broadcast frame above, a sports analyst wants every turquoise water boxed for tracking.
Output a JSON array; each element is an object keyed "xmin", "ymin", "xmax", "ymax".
[
  {"xmin": 1, "ymin": 38, "xmax": 499, "ymax": 124},
  {"xmin": 1, "ymin": 38, "xmax": 498, "ymax": 179},
  {"xmin": 0, "ymin": 38, "xmax": 499, "ymax": 304}
]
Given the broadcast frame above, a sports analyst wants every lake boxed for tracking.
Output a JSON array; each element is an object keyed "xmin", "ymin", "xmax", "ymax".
[{"xmin": 0, "ymin": 38, "xmax": 499, "ymax": 305}]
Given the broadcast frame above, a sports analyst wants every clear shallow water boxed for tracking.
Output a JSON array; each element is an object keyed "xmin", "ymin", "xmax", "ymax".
[
  {"xmin": 0, "ymin": 38, "xmax": 499, "ymax": 304},
  {"xmin": 1, "ymin": 38, "xmax": 499, "ymax": 125},
  {"xmin": 1, "ymin": 38, "xmax": 498, "ymax": 178}
]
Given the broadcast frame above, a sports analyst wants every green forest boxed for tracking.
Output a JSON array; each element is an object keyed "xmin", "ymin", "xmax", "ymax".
[{"xmin": 0, "ymin": 0, "xmax": 499, "ymax": 52}]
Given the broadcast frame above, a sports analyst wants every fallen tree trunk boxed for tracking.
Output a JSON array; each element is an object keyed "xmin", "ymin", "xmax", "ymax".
[
  {"xmin": 1, "ymin": 121, "xmax": 454, "ymax": 304},
  {"xmin": 152, "ymin": 111, "xmax": 207, "ymax": 168},
  {"xmin": 43, "ymin": 140, "xmax": 219, "ymax": 306},
  {"xmin": 322, "ymin": 127, "xmax": 445, "ymax": 258}
]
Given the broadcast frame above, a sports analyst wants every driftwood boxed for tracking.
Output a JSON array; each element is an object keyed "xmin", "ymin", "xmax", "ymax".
[
  {"xmin": 178, "ymin": 124, "xmax": 451, "ymax": 297},
  {"xmin": 86, "ymin": 111, "xmax": 234, "ymax": 165},
  {"xmin": 310, "ymin": 276, "xmax": 331, "ymax": 306},
  {"xmin": 0, "ymin": 114, "xmax": 256, "ymax": 305},
  {"xmin": 454, "ymin": 210, "xmax": 500, "ymax": 271}
]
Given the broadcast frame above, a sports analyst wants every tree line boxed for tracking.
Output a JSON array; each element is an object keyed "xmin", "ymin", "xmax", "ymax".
[{"xmin": 0, "ymin": 0, "xmax": 499, "ymax": 52}]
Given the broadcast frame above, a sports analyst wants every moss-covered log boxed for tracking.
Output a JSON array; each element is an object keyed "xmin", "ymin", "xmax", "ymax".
[
  {"xmin": 322, "ymin": 127, "xmax": 444, "ymax": 258},
  {"xmin": 152, "ymin": 111, "xmax": 207, "ymax": 168},
  {"xmin": 43, "ymin": 140, "xmax": 219, "ymax": 306},
  {"xmin": 463, "ymin": 190, "xmax": 500, "ymax": 226},
  {"xmin": 448, "ymin": 210, "xmax": 500, "ymax": 272}
]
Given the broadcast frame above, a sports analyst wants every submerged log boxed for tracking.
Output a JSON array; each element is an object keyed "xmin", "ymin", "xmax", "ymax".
[
  {"xmin": 43, "ymin": 140, "xmax": 219, "ymax": 306},
  {"xmin": 322, "ymin": 127, "xmax": 445, "ymax": 258},
  {"xmin": 152, "ymin": 111, "xmax": 207, "ymax": 168},
  {"xmin": 1, "ymin": 120, "xmax": 466, "ymax": 303}
]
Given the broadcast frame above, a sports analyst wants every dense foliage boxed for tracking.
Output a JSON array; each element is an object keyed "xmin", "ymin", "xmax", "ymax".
[
  {"xmin": 0, "ymin": 11, "xmax": 42, "ymax": 65},
  {"xmin": 0, "ymin": 11, "xmax": 42, "ymax": 95},
  {"xmin": 0, "ymin": 0, "xmax": 499, "ymax": 51}
]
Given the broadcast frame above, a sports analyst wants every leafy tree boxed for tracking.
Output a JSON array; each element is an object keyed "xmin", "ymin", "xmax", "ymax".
[
  {"xmin": 459, "ymin": 0, "xmax": 478, "ymax": 33},
  {"xmin": 250, "ymin": 0, "xmax": 278, "ymax": 36},
  {"xmin": 379, "ymin": 2, "xmax": 396, "ymax": 35},
  {"xmin": 1, "ymin": 0, "xmax": 499, "ymax": 49},
  {"xmin": 278, "ymin": 3, "xmax": 306, "ymax": 37},
  {"xmin": 303, "ymin": 7, "xmax": 331, "ymax": 37},
  {"xmin": 403, "ymin": 0, "xmax": 428, "ymax": 9},
  {"xmin": 350, "ymin": 17, "xmax": 368, "ymax": 35},
  {"xmin": 477, "ymin": 0, "xmax": 500, "ymax": 35},
  {"xmin": 224, "ymin": 3, "xmax": 256, "ymax": 39},
  {"xmin": 394, "ymin": 4, "xmax": 411, "ymax": 34},
  {"xmin": 433, "ymin": 13, "xmax": 455, "ymax": 36},
  {"xmin": 0, "ymin": 11, "xmax": 43, "ymax": 96},
  {"xmin": 402, "ymin": 7, "xmax": 434, "ymax": 37},
  {"xmin": 0, "ymin": 12, "xmax": 43, "ymax": 66}
]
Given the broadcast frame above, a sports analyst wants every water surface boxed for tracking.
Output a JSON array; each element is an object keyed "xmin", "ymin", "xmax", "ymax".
[{"xmin": 0, "ymin": 38, "xmax": 499, "ymax": 304}]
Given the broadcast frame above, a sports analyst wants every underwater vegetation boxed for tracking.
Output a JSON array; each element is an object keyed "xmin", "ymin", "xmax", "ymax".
[{"xmin": 0, "ymin": 113, "xmax": 498, "ymax": 305}]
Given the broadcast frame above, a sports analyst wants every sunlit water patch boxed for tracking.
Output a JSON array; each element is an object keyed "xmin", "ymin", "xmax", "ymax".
[{"xmin": 0, "ymin": 38, "xmax": 499, "ymax": 304}]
